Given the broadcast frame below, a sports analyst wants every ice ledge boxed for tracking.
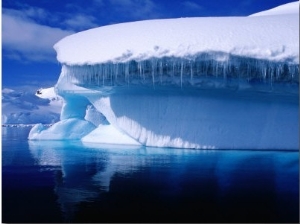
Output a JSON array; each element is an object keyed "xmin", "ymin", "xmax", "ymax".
[{"xmin": 54, "ymin": 14, "xmax": 299, "ymax": 65}]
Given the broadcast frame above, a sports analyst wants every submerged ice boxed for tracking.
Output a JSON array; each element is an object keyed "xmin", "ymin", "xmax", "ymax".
[{"xmin": 29, "ymin": 2, "xmax": 299, "ymax": 150}]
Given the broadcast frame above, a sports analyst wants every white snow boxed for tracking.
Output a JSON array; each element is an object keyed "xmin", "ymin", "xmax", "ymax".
[
  {"xmin": 29, "ymin": 2, "xmax": 299, "ymax": 149},
  {"xmin": 250, "ymin": 1, "xmax": 299, "ymax": 17},
  {"xmin": 54, "ymin": 3, "xmax": 299, "ymax": 65},
  {"xmin": 82, "ymin": 124, "xmax": 141, "ymax": 146}
]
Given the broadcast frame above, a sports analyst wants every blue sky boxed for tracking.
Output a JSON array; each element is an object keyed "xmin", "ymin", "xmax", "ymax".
[{"xmin": 2, "ymin": 0, "xmax": 294, "ymax": 89}]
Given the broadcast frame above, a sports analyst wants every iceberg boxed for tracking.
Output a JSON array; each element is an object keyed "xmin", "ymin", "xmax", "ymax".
[{"xmin": 29, "ymin": 1, "xmax": 299, "ymax": 150}]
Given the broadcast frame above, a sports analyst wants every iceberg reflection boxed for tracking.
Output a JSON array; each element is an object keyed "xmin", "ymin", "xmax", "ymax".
[{"xmin": 28, "ymin": 140, "xmax": 298, "ymax": 222}]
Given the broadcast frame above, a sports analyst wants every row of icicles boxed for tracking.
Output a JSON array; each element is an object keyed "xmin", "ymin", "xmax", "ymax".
[{"xmin": 63, "ymin": 55, "xmax": 299, "ymax": 88}]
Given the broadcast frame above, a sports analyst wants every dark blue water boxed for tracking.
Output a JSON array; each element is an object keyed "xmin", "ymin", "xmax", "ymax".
[{"xmin": 2, "ymin": 127, "xmax": 299, "ymax": 223}]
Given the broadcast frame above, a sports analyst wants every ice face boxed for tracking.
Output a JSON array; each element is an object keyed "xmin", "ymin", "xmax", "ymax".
[
  {"xmin": 29, "ymin": 52, "xmax": 299, "ymax": 149},
  {"xmin": 29, "ymin": 53, "xmax": 299, "ymax": 149},
  {"xmin": 87, "ymin": 87, "xmax": 298, "ymax": 149},
  {"xmin": 29, "ymin": 61, "xmax": 299, "ymax": 149}
]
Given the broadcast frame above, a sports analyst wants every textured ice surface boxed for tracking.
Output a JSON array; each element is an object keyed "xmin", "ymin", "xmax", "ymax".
[
  {"xmin": 28, "ymin": 118, "xmax": 95, "ymax": 140},
  {"xmin": 82, "ymin": 124, "xmax": 141, "ymax": 146}
]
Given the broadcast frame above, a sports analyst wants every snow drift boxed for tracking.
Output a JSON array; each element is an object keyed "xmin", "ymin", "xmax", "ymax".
[{"xmin": 29, "ymin": 2, "xmax": 299, "ymax": 150}]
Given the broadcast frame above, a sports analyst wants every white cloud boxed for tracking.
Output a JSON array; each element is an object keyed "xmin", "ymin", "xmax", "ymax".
[
  {"xmin": 3, "ymin": 7, "xmax": 53, "ymax": 25},
  {"xmin": 63, "ymin": 14, "xmax": 98, "ymax": 31},
  {"xmin": 2, "ymin": 0, "xmax": 163, "ymax": 62},
  {"xmin": 2, "ymin": 3, "xmax": 103, "ymax": 62},
  {"xmin": 22, "ymin": 6, "xmax": 49, "ymax": 21},
  {"xmin": 2, "ymin": 12, "xmax": 74, "ymax": 62},
  {"xmin": 182, "ymin": 1, "xmax": 203, "ymax": 11}
]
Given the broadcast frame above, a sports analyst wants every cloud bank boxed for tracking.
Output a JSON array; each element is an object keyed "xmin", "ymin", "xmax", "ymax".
[
  {"xmin": 2, "ymin": 10, "xmax": 74, "ymax": 62},
  {"xmin": 2, "ymin": 0, "xmax": 159, "ymax": 63}
]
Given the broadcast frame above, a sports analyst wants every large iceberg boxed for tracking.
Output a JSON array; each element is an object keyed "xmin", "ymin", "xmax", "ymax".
[{"xmin": 29, "ymin": 1, "xmax": 299, "ymax": 150}]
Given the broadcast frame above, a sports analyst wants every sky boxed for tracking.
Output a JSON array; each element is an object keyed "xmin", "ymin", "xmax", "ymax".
[{"xmin": 1, "ymin": 0, "xmax": 296, "ymax": 90}]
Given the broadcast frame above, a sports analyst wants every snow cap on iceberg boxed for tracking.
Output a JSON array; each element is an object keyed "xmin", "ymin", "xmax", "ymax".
[
  {"xmin": 54, "ymin": 2, "xmax": 299, "ymax": 65},
  {"xmin": 250, "ymin": 1, "xmax": 299, "ymax": 17}
]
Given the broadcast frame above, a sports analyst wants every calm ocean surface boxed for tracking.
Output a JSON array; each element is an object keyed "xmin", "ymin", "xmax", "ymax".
[{"xmin": 2, "ymin": 126, "xmax": 299, "ymax": 223}]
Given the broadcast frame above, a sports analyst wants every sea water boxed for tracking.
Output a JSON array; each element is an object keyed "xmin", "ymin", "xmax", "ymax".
[{"xmin": 2, "ymin": 126, "xmax": 299, "ymax": 222}]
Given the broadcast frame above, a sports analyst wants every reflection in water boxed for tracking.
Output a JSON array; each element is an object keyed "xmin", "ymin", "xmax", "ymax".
[{"xmin": 28, "ymin": 140, "xmax": 299, "ymax": 222}]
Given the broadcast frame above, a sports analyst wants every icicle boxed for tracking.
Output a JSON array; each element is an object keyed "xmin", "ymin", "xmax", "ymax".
[
  {"xmin": 125, "ymin": 62, "xmax": 129, "ymax": 85},
  {"xmin": 137, "ymin": 61, "xmax": 142, "ymax": 80},
  {"xmin": 159, "ymin": 60, "xmax": 163, "ymax": 84},
  {"xmin": 96, "ymin": 65, "xmax": 99, "ymax": 86},
  {"xmin": 142, "ymin": 61, "xmax": 145, "ymax": 81},
  {"xmin": 102, "ymin": 64, "xmax": 105, "ymax": 86},
  {"xmin": 151, "ymin": 59, "xmax": 156, "ymax": 87},
  {"xmin": 262, "ymin": 67, "xmax": 267, "ymax": 81},
  {"xmin": 62, "ymin": 53, "xmax": 298, "ymax": 90},
  {"xmin": 270, "ymin": 66, "xmax": 273, "ymax": 88},
  {"xmin": 180, "ymin": 60, "xmax": 184, "ymax": 88},
  {"xmin": 114, "ymin": 63, "xmax": 119, "ymax": 84},
  {"xmin": 172, "ymin": 60, "xmax": 176, "ymax": 78},
  {"xmin": 190, "ymin": 60, "xmax": 193, "ymax": 83},
  {"xmin": 289, "ymin": 65, "xmax": 295, "ymax": 81}
]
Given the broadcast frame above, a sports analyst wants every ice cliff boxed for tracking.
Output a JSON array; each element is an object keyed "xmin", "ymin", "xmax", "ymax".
[{"xmin": 29, "ymin": 1, "xmax": 299, "ymax": 150}]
